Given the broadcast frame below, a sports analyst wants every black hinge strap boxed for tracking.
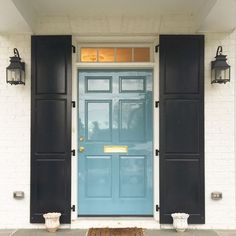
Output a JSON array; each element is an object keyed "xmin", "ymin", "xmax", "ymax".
[
  {"xmin": 72, "ymin": 45, "xmax": 76, "ymax": 53},
  {"xmin": 72, "ymin": 101, "xmax": 76, "ymax": 108},
  {"xmin": 155, "ymin": 101, "xmax": 159, "ymax": 108},
  {"xmin": 155, "ymin": 149, "xmax": 159, "ymax": 156},
  {"xmin": 155, "ymin": 45, "xmax": 160, "ymax": 53},
  {"xmin": 156, "ymin": 205, "xmax": 160, "ymax": 211},
  {"xmin": 71, "ymin": 149, "xmax": 75, "ymax": 156},
  {"xmin": 71, "ymin": 205, "xmax": 75, "ymax": 212}
]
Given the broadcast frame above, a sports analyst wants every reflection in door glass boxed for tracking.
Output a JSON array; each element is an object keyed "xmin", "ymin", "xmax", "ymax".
[
  {"xmin": 86, "ymin": 77, "xmax": 111, "ymax": 92},
  {"xmin": 120, "ymin": 77, "xmax": 145, "ymax": 92},
  {"xmin": 120, "ymin": 101, "xmax": 145, "ymax": 142},
  {"xmin": 86, "ymin": 102, "xmax": 111, "ymax": 141}
]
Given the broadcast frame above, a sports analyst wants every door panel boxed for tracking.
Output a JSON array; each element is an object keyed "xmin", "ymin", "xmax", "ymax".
[
  {"xmin": 165, "ymin": 100, "xmax": 200, "ymax": 153},
  {"xmin": 86, "ymin": 156, "xmax": 112, "ymax": 198},
  {"xmin": 119, "ymin": 100, "xmax": 145, "ymax": 142},
  {"xmin": 86, "ymin": 101, "xmax": 112, "ymax": 141},
  {"xmin": 35, "ymin": 39, "xmax": 67, "ymax": 94},
  {"xmin": 164, "ymin": 39, "xmax": 200, "ymax": 94},
  {"xmin": 78, "ymin": 70, "xmax": 153, "ymax": 216},
  {"xmin": 86, "ymin": 77, "xmax": 112, "ymax": 92},
  {"xmin": 119, "ymin": 156, "xmax": 146, "ymax": 198},
  {"xmin": 35, "ymin": 99, "xmax": 67, "ymax": 153},
  {"xmin": 164, "ymin": 159, "xmax": 201, "ymax": 214}
]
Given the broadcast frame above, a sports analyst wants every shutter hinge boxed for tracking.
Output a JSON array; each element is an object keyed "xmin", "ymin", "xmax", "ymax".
[
  {"xmin": 72, "ymin": 101, "xmax": 76, "ymax": 108},
  {"xmin": 71, "ymin": 149, "xmax": 75, "ymax": 156},
  {"xmin": 155, "ymin": 45, "xmax": 160, "ymax": 53},
  {"xmin": 72, "ymin": 45, "xmax": 76, "ymax": 53},
  {"xmin": 156, "ymin": 205, "xmax": 160, "ymax": 211},
  {"xmin": 155, "ymin": 149, "xmax": 159, "ymax": 156},
  {"xmin": 155, "ymin": 101, "xmax": 159, "ymax": 108},
  {"xmin": 71, "ymin": 205, "xmax": 76, "ymax": 212}
]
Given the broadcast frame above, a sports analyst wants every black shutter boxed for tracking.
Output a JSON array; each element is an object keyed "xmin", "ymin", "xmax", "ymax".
[
  {"xmin": 31, "ymin": 36, "xmax": 72, "ymax": 223},
  {"xmin": 159, "ymin": 35, "xmax": 204, "ymax": 224}
]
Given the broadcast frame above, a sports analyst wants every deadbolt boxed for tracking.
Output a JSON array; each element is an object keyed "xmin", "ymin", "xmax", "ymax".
[{"xmin": 79, "ymin": 147, "xmax": 85, "ymax": 153}]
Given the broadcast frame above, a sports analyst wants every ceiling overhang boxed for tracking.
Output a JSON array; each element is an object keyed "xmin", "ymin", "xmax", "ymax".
[{"xmin": 0, "ymin": 0, "xmax": 236, "ymax": 34}]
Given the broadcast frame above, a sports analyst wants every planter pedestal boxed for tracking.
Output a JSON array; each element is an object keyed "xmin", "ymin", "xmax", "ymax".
[
  {"xmin": 171, "ymin": 213, "xmax": 189, "ymax": 232},
  {"xmin": 43, "ymin": 212, "xmax": 61, "ymax": 233}
]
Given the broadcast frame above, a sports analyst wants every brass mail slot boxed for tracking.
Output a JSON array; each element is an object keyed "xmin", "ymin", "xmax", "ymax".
[{"xmin": 104, "ymin": 145, "xmax": 128, "ymax": 153}]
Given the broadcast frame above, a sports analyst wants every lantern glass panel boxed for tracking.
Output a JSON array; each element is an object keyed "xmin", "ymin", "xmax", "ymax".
[
  {"xmin": 7, "ymin": 68, "xmax": 24, "ymax": 84},
  {"xmin": 216, "ymin": 69, "xmax": 226, "ymax": 80},
  {"xmin": 214, "ymin": 67, "xmax": 230, "ymax": 83},
  {"xmin": 225, "ymin": 67, "xmax": 230, "ymax": 81}
]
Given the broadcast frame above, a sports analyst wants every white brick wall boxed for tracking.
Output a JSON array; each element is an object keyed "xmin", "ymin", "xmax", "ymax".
[
  {"xmin": 0, "ymin": 34, "xmax": 31, "ymax": 228},
  {"xmin": 204, "ymin": 32, "xmax": 235, "ymax": 229},
  {"xmin": 0, "ymin": 32, "xmax": 235, "ymax": 229}
]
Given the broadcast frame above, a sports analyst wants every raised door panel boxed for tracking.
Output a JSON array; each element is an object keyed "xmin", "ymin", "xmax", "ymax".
[
  {"xmin": 165, "ymin": 99, "xmax": 200, "ymax": 154},
  {"xmin": 85, "ymin": 101, "xmax": 112, "ymax": 142},
  {"xmin": 162, "ymin": 159, "xmax": 203, "ymax": 223},
  {"xmin": 119, "ymin": 156, "xmax": 146, "ymax": 198},
  {"xmin": 35, "ymin": 38, "xmax": 68, "ymax": 94},
  {"xmin": 164, "ymin": 37, "xmax": 200, "ymax": 94},
  {"xmin": 119, "ymin": 100, "xmax": 146, "ymax": 142},
  {"xmin": 33, "ymin": 160, "xmax": 69, "ymax": 215},
  {"xmin": 85, "ymin": 156, "xmax": 112, "ymax": 198},
  {"xmin": 35, "ymin": 99, "xmax": 67, "ymax": 154}
]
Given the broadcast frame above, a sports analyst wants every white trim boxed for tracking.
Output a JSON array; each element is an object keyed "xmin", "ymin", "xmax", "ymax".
[
  {"xmin": 71, "ymin": 217, "xmax": 160, "ymax": 229},
  {"xmin": 153, "ymin": 38, "xmax": 160, "ymax": 221},
  {"xmin": 71, "ymin": 40, "xmax": 160, "ymax": 227},
  {"xmin": 75, "ymin": 62, "xmax": 155, "ymax": 68},
  {"xmin": 76, "ymin": 43, "xmax": 154, "ymax": 63},
  {"xmin": 75, "ymin": 35, "xmax": 157, "ymax": 43},
  {"xmin": 71, "ymin": 36, "xmax": 78, "ymax": 220}
]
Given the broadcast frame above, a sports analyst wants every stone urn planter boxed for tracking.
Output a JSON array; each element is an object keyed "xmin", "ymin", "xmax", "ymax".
[
  {"xmin": 171, "ymin": 213, "xmax": 189, "ymax": 232},
  {"xmin": 43, "ymin": 212, "xmax": 61, "ymax": 232}
]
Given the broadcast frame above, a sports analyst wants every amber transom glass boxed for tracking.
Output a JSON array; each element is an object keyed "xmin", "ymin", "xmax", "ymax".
[{"xmin": 80, "ymin": 47, "xmax": 150, "ymax": 62}]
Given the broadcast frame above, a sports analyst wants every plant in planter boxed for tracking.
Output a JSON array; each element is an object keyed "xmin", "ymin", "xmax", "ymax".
[
  {"xmin": 43, "ymin": 212, "xmax": 61, "ymax": 233},
  {"xmin": 171, "ymin": 213, "xmax": 189, "ymax": 232}
]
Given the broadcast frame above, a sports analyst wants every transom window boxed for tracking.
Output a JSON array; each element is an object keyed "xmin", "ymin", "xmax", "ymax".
[{"xmin": 80, "ymin": 47, "xmax": 151, "ymax": 63}]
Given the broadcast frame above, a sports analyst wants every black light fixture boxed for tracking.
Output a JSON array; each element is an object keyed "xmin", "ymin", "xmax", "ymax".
[
  {"xmin": 211, "ymin": 46, "xmax": 230, "ymax": 84},
  {"xmin": 6, "ymin": 48, "xmax": 25, "ymax": 85}
]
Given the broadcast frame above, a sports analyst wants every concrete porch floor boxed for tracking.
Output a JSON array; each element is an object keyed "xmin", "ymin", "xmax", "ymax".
[{"xmin": 0, "ymin": 229, "xmax": 236, "ymax": 236}]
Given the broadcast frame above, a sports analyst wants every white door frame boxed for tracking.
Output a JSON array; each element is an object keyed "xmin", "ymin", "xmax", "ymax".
[{"xmin": 70, "ymin": 39, "xmax": 160, "ymax": 228}]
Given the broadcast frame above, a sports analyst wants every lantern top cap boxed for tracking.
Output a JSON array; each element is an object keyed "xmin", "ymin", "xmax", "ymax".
[
  {"xmin": 13, "ymin": 48, "xmax": 20, "ymax": 58},
  {"xmin": 9, "ymin": 48, "xmax": 23, "ymax": 64},
  {"xmin": 216, "ymin": 46, "xmax": 223, "ymax": 56},
  {"xmin": 215, "ymin": 46, "xmax": 227, "ymax": 59},
  {"xmin": 10, "ymin": 48, "xmax": 22, "ymax": 61},
  {"xmin": 212, "ymin": 45, "xmax": 230, "ymax": 69}
]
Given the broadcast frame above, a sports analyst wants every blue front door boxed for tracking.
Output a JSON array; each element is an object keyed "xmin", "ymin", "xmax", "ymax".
[{"xmin": 78, "ymin": 69, "xmax": 153, "ymax": 215}]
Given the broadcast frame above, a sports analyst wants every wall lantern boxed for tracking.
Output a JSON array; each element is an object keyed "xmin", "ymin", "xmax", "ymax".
[
  {"xmin": 211, "ymin": 46, "xmax": 230, "ymax": 84},
  {"xmin": 6, "ymin": 48, "xmax": 25, "ymax": 85}
]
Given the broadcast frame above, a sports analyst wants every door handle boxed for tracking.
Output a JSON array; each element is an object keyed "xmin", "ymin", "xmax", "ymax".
[{"xmin": 79, "ymin": 147, "xmax": 85, "ymax": 153}]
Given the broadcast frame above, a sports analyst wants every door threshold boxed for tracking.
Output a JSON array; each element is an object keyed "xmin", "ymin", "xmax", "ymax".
[{"xmin": 71, "ymin": 217, "xmax": 160, "ymax": 229}]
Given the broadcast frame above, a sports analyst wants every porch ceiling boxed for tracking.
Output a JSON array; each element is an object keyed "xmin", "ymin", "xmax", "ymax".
[{"xmin": 1, "ymin": 0, "xmax": 236, "ymax": 34}]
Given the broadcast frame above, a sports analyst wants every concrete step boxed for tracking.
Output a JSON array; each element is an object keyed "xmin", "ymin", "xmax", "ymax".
[{"xmin": 1, "ymin": 229, "xmax": 236, "ymax": 236}]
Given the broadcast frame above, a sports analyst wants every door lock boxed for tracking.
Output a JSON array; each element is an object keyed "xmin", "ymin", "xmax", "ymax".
[
  {"xmin": 79, "ymin": 136, "xmax": 84, "ymax": 141},
  {"xmin": 79, "ymin": 147, "xmax": 85, "ymax": 153}
]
